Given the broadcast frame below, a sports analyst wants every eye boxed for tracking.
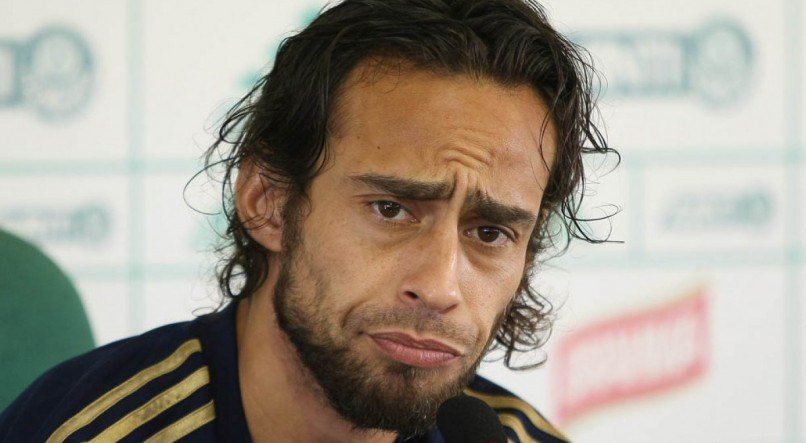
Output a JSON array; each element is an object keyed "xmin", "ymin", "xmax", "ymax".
[
  {"xmin": 370, "ymin": 201, "xmax": 411, "ymax": 222},
  {"xmin": 468, "ymin": 226, "xmax": 511, "ymax": 246},
  {"xmin": 477, "ymin": 227, "xmax": 501, "ymax": 242}
]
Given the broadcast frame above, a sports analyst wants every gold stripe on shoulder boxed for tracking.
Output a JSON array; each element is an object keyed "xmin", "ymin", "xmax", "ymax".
[
  {"xmin": 465, "ymin": 387, "xmax": 568, "ymax": 442},
  {"xmin": 88, "ymin": 366, "xmax": 210, "ymax": 442},
  {"xmin": 499, "ymin": 412, "xmax": 538, "ymax": 443},
  {"xmin": 144, "ymin": 400, "xmax": 215, "ymax": 443},
  {"xmin": 47, "ymin": 339, "xmax": 202, "ymax": 443}
]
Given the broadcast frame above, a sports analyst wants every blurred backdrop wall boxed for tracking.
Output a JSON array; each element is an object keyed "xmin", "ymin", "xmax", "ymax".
[{"xmin": 1, "ymin": 1, "xmax": 802, "ymax": 442}]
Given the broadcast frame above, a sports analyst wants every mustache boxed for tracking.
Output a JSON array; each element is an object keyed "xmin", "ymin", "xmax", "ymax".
[{"xmin": 345, "ymin": 305, "xmax": 479, "ymax": 348}]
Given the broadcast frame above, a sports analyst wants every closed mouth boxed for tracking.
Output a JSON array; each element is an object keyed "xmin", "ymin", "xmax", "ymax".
[{"xmin": 368, "ymin": 332, "xmax": 463, "ymax": 368}]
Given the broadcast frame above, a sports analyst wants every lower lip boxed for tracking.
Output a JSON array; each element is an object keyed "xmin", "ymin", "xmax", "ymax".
[{"xmin": 370, "ymin": 335, "xmax": 459, "ymax": 368}]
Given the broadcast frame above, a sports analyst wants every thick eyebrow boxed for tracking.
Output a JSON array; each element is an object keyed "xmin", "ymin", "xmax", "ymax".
[
  {"xmin": 350, "ymin": 173, "xmax": 454, "ymax": 200},
  {"xmin": 350, "ymin": 173, "xmax": 537, "ymax": 227},
  {"xmin": 465, "ymin": 192, "xmax": 537, "ymax": 228}
]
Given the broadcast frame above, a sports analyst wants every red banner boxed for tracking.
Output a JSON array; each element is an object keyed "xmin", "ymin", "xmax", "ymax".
[{"xmin": 553, "ymin": 288, "xmax": 710, "ymax": 424}]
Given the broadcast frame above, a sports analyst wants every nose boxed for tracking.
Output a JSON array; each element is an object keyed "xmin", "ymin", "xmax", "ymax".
[{"xmin": 397, "ymin": 225, "xmax": 462, "ymax": 313}]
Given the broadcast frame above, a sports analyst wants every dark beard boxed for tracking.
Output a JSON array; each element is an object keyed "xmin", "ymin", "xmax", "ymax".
[{"xmin": 272, "ymin": 240, "xmax": 483, "ymax": 438}]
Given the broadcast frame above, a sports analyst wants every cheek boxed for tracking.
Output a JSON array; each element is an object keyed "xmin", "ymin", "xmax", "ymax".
[
  {"xmin": 461, "ymin": 259, "xmax": 524, "ymax": 333},
  {"xmin": 300, "ymin": 212, "xmax": 398, "ymax": 309}
]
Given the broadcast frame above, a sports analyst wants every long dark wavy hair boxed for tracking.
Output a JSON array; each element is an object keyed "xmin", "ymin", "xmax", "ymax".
[{"xmin": 203, "ymin": 0, "xmax": 618, "ymax": 369}]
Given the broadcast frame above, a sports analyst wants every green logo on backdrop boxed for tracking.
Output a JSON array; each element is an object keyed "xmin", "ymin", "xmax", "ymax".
[
  {"xmin": 663, "ymin": 189, "xmax": 772, "ymax": 231},
  {"xmin": 0, "ymin": 203, "xmax": 111, "ymax": 244},
  {"xmin": 574, "ymin": 19, "xmax": 753, "ymax": 106},
  {"xmin": 0, "ymin": 26, "xmax": 94, "ymax": 120}
]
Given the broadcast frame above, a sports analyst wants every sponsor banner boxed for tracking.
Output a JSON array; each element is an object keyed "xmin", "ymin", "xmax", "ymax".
[
  {"xmin": 536, "ymin": 268, "xmax": 786, "ymax": 443},
  {"xmin": 0, "ymin": 1, "xmax": 127, "ymax": 162},
  {"xmin": 0, "ymin": 26, "xmax": 93, "ymax": 121},
  {"xmin": 575, "ymin": 20, "xmax": 753, "ymax": 107},
  {"xmin": 544, "ymin": 0, "xmax": 785, "ymax": 151},
  {"xmin": 641, "ymin": 165, "xmax": 786, "ymax": 254},
  {"xmin": 552, "ymin": 287, "xmax": 709, "ymax": 424},
  {"xmin": 142, "ymin": 0, "xmax": 324, "ymax": 160},
  {"xmin": 0, "ymin": 175, "xmax": 129, "ymax": 272},
  {"xmin": 143, "ymin": 172, "xmax": 219, "ymax": 270}
]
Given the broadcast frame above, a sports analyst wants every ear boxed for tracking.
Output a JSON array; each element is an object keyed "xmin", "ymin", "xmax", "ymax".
[{"xmin": 234, "ymin": 160, "xmax": 284, "ymax": 253}]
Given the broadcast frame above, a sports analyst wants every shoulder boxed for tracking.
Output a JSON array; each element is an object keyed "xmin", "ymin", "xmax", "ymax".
[
  {"xmin": 0, "ymin": 319, "xmax": 215, "ymax": 442},
  {"xmin": 465, "ymin": 375, "xmax": 569, "ymax": 443}
]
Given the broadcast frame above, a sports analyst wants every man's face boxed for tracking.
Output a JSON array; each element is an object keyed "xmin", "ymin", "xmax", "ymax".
[{"xmin": 273, "ymin": 65, "xmax": 556, "ymax": 436}]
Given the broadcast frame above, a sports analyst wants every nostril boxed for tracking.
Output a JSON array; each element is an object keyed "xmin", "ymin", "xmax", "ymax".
[{"xmin": 403, "ymin": 291, "xmax": 419, "ymax": 301}]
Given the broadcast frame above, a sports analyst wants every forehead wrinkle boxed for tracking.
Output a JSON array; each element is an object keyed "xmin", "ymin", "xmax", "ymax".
[{"xmin": 437, "ymin": 139, "xmax": 495, "ymax": 172}]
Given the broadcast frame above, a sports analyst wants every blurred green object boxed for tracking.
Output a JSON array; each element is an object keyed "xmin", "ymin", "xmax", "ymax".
[{"xmin": 0, "ymin": 229, "xmax": 94, "ymax": 410}]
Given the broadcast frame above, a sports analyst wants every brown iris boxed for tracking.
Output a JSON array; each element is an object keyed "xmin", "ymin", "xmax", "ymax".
[
  {"xmin": 377, "ymin": 201, "xmax": 402, "ymax": 218},
  {"xmin": 476, "ymin": 226, "xmax": 501, "ymax": 243}
]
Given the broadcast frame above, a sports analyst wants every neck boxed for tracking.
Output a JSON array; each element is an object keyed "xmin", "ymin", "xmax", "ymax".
[{"xmin": 235, "ymin": 266, "xmax": 398, "ymax": 443}]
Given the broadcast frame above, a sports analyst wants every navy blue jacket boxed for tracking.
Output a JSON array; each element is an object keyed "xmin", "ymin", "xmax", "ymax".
[{"xmin": 0, "ymin": 302, "xmax": 568, "ymax": 442}]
